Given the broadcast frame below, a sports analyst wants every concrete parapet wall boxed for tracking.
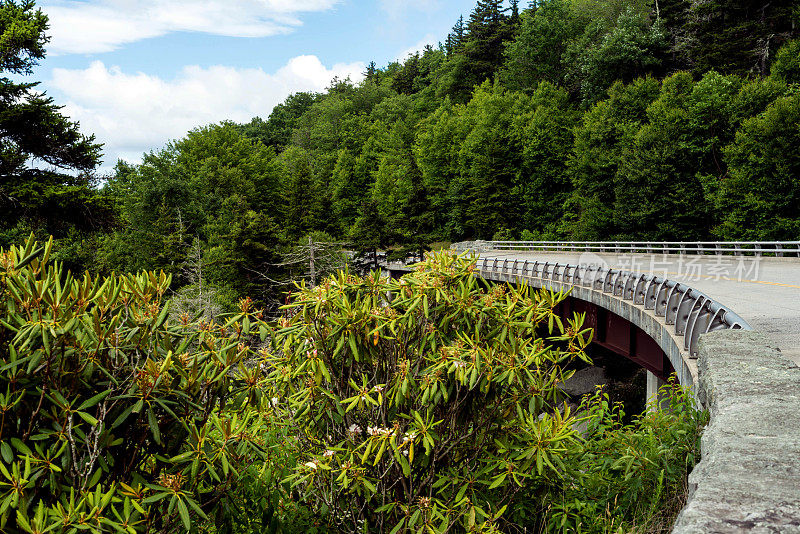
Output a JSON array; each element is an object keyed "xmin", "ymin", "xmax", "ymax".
[{"xmin": 672, "ymin": 330, "xmax": 800, "ymax": 533}]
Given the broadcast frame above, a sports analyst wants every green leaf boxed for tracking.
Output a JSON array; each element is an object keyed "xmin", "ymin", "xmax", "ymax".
[
  {"xmin": 15, "ymin": 247, "xmax": 44, "ymax": 270},
  {"xmin": 77, "ymin": 411, "xmax": 99, "ymax": 427},
  {"xmin": 184, "ymin": 495, "xmax": 208, "ymax": 519},
  {"xmin": 78, "ymin": 390, "xmax": 112, "ymax": 411},
  {"xmin": 488, "ymin": 472, "xmax": 506, "ymax": 489},
  {"xmin": 111, "ymin": 404, "xmax": 135, "ymax": 429},
  {"xmin": 147, "ymin": 408, "xmax": 162, "ymax": 445},
  {"xmin": 0, "ymin": 442, "xmax": 12, "ymax": 464},
  {"xmin": 10, "ymin": 438, "xmax": 32, "ymax": 456},
  {"xmin": 389, "ymin": 519, "xmax": 406, "ymax": 534},
  {"xmin": 176, "ymin": 497, "xmax": 191, "ymax": 531},
  {"xmin": 154, "ymin": 302, "xmax": 170, "ymax": 329}
]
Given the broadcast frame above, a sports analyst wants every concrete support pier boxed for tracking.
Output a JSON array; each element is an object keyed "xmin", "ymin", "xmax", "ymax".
[{"xmin": 646, "ymin": 371, "xmax": 668, "ymax": 411}]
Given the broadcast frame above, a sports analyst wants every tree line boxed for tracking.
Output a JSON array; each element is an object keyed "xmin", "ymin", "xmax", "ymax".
[{"xmin": 2, "ymin": 0, "xmax": 800, "ymax": 311}]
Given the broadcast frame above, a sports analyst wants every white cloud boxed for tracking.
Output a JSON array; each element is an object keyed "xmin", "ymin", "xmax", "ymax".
[
  {"xmin": 48, "ymin": 56, "xmax": 364, "ymax": 169},
  {"xmin": 42, "ymin": 0, "xmax": 340, "ymax": 55},
  {"xmin": 395, "ymin": 34, "xmax": 439, "ymax": 61}
]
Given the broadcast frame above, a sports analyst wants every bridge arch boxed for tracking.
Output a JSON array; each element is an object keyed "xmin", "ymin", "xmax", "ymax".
[{"xmin": 471, "ymin": 254, "xmax": 750, "ymax": 390}]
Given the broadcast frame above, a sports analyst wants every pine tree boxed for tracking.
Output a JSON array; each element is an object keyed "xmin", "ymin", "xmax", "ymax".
[
  {"xmin": 462, "ymin": 0, "xmax": 512, "ymax": 84},
  {"xmin": 397, "ymin": 159, "xmax": 433, "ymax": 261},
  {"xmin": 657, "ymin": 0, "xmax": 692, "ymax": 71},
  {"xmin": 392, "ymin": 53, "xmax": 421, "ymax": 95},
  {"xmin": 349, "ymin": 199, "xmax": 388, "ymax": 268},
  {"xmin": 280, "ymin": 147, "xmax": 317, "ymax": 241},
  {"xmin": 364, "ymin": 61, "xmax": 378, "ymax": 83},
  {"xmin": 684, "ymin": 0, "xmax": 798, "ymax": 76},
  {"xmin": 510, "ymin": 0, "xmax": 520, "ymax": 23},
  {"xmin": 1, "ymin": 0, "xmax": 104, "ymax": 241},
  {"xmin": 446, "ymin": 15, "xmax": 466, "ymax": 55}
]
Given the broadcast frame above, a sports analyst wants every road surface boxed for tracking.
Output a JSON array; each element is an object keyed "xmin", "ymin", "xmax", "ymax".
[{"xmin": 476, "ymin": 250, "xmax": 800, "ymax": 365}]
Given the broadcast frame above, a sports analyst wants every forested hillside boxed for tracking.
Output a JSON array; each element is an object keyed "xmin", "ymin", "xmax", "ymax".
[{"xmin": 3, "ymin": 0, "xmax": 800, "ymax": 311}]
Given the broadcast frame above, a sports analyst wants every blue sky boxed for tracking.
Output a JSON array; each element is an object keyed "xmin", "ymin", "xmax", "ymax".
[{"xmin": 32, "ymin": 0, "xmax": 478, "ymax": 170}]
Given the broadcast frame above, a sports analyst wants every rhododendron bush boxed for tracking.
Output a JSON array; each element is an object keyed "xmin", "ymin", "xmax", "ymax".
[
  {"xmin": 266, "ymin": 252, "xmax": 593, "ymax": 532},
  {"xmin": 0, "ymin": 237, "xmax": 296, "ymax": 533}
]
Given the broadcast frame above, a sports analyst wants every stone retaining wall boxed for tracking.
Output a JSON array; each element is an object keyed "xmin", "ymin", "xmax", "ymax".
[{"xmin": 672, "ymin": 330, "xmax": 800, "ymax": 533}]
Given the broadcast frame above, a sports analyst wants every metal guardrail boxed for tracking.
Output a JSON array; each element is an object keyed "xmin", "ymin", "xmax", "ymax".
[
  {"xmin": 452, "ymin": 240, "xmax": 800, "ymax": 257},
  {"xmin": 476, "ymin": 255, "xmax": 752, "ymax": 358}
]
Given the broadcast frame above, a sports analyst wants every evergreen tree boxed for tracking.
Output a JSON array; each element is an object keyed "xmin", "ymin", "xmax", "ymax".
[
  {"xmin": 502, "ymin": 0, "xmax": 583, "ymax": 91},
  {"xmin": 447, "ymin": 15, "xmax": 466, "ymax": 55},
  {"xmin": 452, "ymin": 83, "xmax": 528, "ymax": 239},
  {"xmin": 364, "ymin": 61, "xmax": 378, "ymax": 82},
  {"xmin": 716, "ymin": 95, "xmax": 800, "ymax": 240},
  {"xmin": 771, "ymin": 39, "xmax": 800, "ymax": 84},
  {"xmin": 349, "ymin": 199, "xmax": 389, "ymax": 268},
  {"xmin": 512, "ymin": 81, "xmax": 579, "ymax": 236},
  {"xmin": 205, "ymin": 203, "xmax": 283, "ymax": 306},
  {"xmin": 610, "ymin": 72, "xmax": 751, "ymax": 240},
  {"xmin": 236, "ymin": 92, "xmax": 318, "ymax": 151},
  {"xmin": 391, "ymin": 53, "xmax": 421, "ymax": 95},
  {"xmin": 571, "ymin": 8, "xmax": 669, "ymax": 104},
  {"xmin": 684, "ymin": 0, "xmax": 799, "ymax": 76},
  {"xmin": 0, "ymin": 0, "xmax": 105, "ymax": 244},
  {"xmin": 279, "ymin": 146, "xmax": 318, "ymax": 241},
  {"xmin": 397, "ymin": 159, "xmax": 434, "ymax": 260},
  {"xmin": 566, "ymin": 77, "xmax": 661, "ymax": 239},
  {"xmin": 414, "ymin": 99, "xmax": 466, "ymax": 240},
  {"xmin": 656, "ymin": 0, "xmax": 692, "ymax": 70},
  {"xmin": 462, "ymin": 0, "xmax": 512, "ymax": 85}
]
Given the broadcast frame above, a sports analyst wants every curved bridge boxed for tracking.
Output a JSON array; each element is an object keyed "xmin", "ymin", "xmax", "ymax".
[
  {"xmin": 451, "ymin": 240, "xmax": 800, "ymax": 374},
  {"xmin": 468, "ymin": 251, "xmax": 751, "ymax": 390},
  {"xmin": 445, "ymin": 240, "xmax": 800, "ymax": 533}
]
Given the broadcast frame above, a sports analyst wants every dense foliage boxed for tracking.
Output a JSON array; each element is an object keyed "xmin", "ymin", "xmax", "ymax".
[
  {"xmin": 266, "ymin": 252, "xmax": 592, "ymax": 532},
  {"xmin": 261, "ymin": 252, "xmax": 705, "ymax": 532},
  {"xmin": 3, "ymin": 0, "xmax": 800, "ymax": 308},
  {"xmin": 0, "ymin": 237, "xmax": 298, "ymax": 533},
  {"xmin": 545, "ymin": 387, "xmax": 707, "ymax": 532},
  {"xmin": 0, "ymin": 238, "xmax": 706, "ymax": 533}
]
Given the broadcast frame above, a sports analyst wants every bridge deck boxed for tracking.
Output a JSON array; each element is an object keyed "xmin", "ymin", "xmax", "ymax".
[{"xmin": 477, "ymin": 251, "xmax": 800, "ymax": 366}]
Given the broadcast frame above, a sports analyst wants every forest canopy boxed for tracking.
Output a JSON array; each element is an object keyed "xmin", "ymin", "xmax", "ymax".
[{"xmin": 2, "ymin": 0, "xmax": 799, "ymax": 310}]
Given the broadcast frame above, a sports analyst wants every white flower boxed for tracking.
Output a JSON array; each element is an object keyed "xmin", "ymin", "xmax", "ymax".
[
  {"xmin": 323, "ymin": 449, "xmax": 335, "ymax": 458},
  {"xmin": 347, "ymin": 423, "xmax": 362, "ymax": 434},
  {"xmin": 304, "ymin": 460, "xmax": 318, "ymax": 470},
  {"xmin": 367, "ymin": 426, "xmax": 393, "ymax": 437}
]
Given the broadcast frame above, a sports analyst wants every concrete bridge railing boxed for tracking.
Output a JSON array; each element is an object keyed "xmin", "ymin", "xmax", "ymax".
[
  {"xmin": 672, "ymin": 330, "xmax": 800, "ymax": 532},
  {"xmin": 453, "ymin": 240, "xmax": 800, "ymax": 257},
  {"xmin": 474, "ymin": 255, "xmax": 750, "ymax": 356}
]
